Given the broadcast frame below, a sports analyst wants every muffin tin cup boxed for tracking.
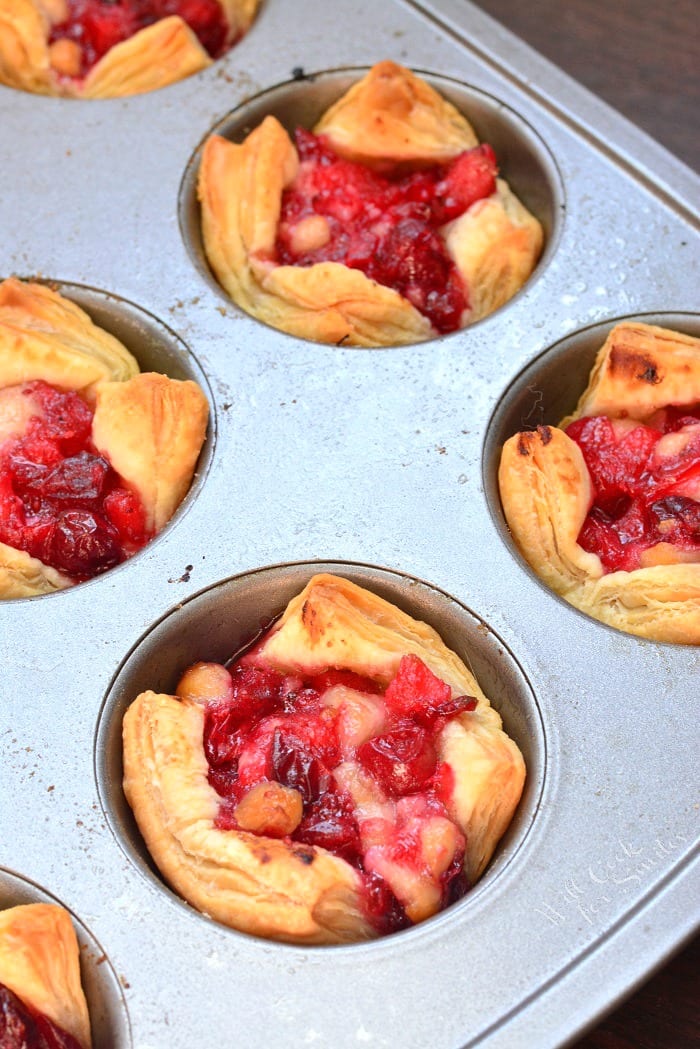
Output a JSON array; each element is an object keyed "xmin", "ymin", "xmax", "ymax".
[
  {"xmin": 96, "ymin": 559, "xmax": 545, "ymax": 933},
  {"xmin": 0, "ymin": 869, "xmax": 132, "ymax": 1049},
  {"xmin": 179, "ymin": 65, "xmax": 564, "ymax": 338},
  {"xmin": 0, "ymin": 278, "xmax": 216, "ymax": 602},
  {"xmin": 1, "ymin": 0, "xmax": 699, "ymax": 1044},
  {"xmin": 483, "ymin": 310, "xmax": 700, "ymax": 630}
]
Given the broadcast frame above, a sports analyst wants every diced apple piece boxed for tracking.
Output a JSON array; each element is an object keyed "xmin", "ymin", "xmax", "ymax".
[
  {"xmin": 288, "ymin": 215, "xmax": 331, "ymax": 254},
  {"xmin": 42, "ymin": 0, "xmax": 69, "ymax": 23},
  {"xmin": 419, "ymin": 816, "xmax": 461, "ymax": 880},
  {"xmin": 176, "ymin": 662, "xmax": 233, "ymax": 705},
  {"xmin": 652, "ymin": 424, "xmax": 700, "ymax": 499},
  {"xmin": 0, "ymin": 385, "xmax": 41, "ymax": 447},
  {"xmin": 236, "ymin": 717, "xmax": 284, "ymax": 785},
  {"xmin": 640, "ymin": 542, "xmax": 700, "ymax": 568},
  {"xmin": 357, "ymin": 815, "xmax": 396, "ymax": 850},
  {"xmin": 49, "ymin": 39, "xmax": 83, "ymax": 77},
  {"xmin": 333, "ymin": 760, "xmax": 388, "ymax": 810},
  {"xmin": 365, "ymin": 848, "xmax": 442, "ymax": 924},
  {"xmin": 234, "ymin": 781, "xmax": 303, "ymax": 837},
  {"xmin": 333, "ymin": 762, "xmax": 394, "ymax": 847},
  {"xmin": 610, "ymin": 417, "xmax": 643, "ymax": 441},
  {"xmin": 652, "ymin": 424, "xmax": 700, "ymax": 464},
  {"xmin": 322, "ymin": 685, "xmax": 387, "ymax": 754}
]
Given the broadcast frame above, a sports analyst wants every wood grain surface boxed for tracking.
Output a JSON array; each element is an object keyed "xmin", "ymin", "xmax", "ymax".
[
  {"xmin": 469, "ymin": 0, "xmax": 699, "ymax": 172},
  {"xmin": 468, "ymin": 1, "xmax": 699, "ymax": 1045}
]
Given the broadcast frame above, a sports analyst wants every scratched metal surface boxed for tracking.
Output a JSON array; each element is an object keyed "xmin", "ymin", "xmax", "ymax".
[{"xmin": 0, "ymin": 0, "xmax": 698, "ymax": 1047}]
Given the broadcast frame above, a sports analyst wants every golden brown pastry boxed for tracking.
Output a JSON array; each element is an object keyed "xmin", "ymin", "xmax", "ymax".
[
  {"xmin": 123, "ymin": 573, "xmax": 526, "ymax": 944},
  {"xmin": 499, "ymin": 322, "xmax": 700, "ymax": 643},
  {"xmin": 198, "ymin": 60, "xmax": 543, "ymax": 347},
  {"xmin": 0, "ymin": 903, "xmax": 91, "ymax": 1047},
  {"xmin": 314, "ymin": 62, "xmax": 480, "ymax": 171},
  {"xmin": 0, "ymin": 541, "xmax": 72, "ymax": 598},
  {"xmin": 0, "ymin": 0, "xmax": 259, "ymax": 98},
  {"xmin": 0, "ymin": 277, "xmax": 140, "ymax": 391},
  {"xmin": 0, "ymin": 278, "xmax": 209, "ymax": 598},
  {"xmin": 91, "ymin": 372, "xmax": 209, "ymax": 534}
]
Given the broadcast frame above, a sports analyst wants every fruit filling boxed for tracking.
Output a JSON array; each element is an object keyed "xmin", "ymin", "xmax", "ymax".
[
  {"xmin": 178, "ymin": 650, "xmax": 478, "ymax": 934},
  {"xmin": 274, "ymin": 129, "xmax": 499, "ymax": 334},
  {"xmin": 48, "ymin": 0, "xmax": 229, "ymax": 79},
  {"xmin": 566, "ymin": 404, "xmax": 700, "ymax": 572},
  {"xmin": 0, "ymin": 381, "xmax": 151, "ymax": 580},
  {"xmin": 0, "ymin": 983, "xmax": 82, "ymax": 1049}
]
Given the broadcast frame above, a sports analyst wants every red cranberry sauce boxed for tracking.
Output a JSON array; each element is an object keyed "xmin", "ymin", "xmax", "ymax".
[
  {"xmin": 49, "ymin": 0, "xmax": 229, "ymax": 77},
  {"xmin": 274, "ymin": 129, "xmax": 499, "ymax": 334},
  {"xmin": 566, "ymin": 404, "xmax": 700, "ymax": 572},
  {"xmin": 0, "ymin": 381, "xmax": 150, "ymax": 581},
  {"xmin": 201, "ymin": 653, "xmax": 477, "ymax": 934},
  {"xmin": 0, "ymin": 983, "xmax": 83, "ymax": 1049}
]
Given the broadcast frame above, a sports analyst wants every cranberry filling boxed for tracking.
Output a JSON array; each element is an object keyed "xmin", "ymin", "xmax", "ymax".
[
  {"xmin": 0, "ymin": 983, "xmax": 83, "ymax": 1049},
  {"xmin": 566, "ymin": 404, "xmax": 700, "ymax": 572},
  {"xmin": 274, "ymin": 129, "xmax": 499, "ymax": 334},
  {"xmin": 0, "ymin": 381, "xmax": 151, "ymax": 581},
  {"xmin": 195, "ymin": 648, "xmax": 477, "ymax": 934},
  {"xmin": 357, "ymin": 722, "xmax": 437, "ymax": 795},
  {"xmin": 295, "ymin": 789, "xmax": 362, "ymax": 866},
  {"xmin": 49, "ymin": 0, "xmax": 229, "ymax": 77}
]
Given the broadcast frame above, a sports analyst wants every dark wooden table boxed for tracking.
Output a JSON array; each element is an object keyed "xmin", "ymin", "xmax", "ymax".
[
  {"xmin": 470, "ymin": 0, "xmax": 699, "ymax": 172},
  {"xmin": 468, "ymin": 1, "xmax": 700, "ymax": 1045}
]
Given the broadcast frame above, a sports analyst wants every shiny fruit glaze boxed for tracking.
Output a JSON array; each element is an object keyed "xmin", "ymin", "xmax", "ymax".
[
  {"xmin": 49, "ymin": 0, "xmax": 229, "ymax": 77},
  {"xmin": 566, "ymin": 405, "xmax": 700, "ymax": 572},
  {"xmin": 0, "ymin": 381, "xmax": 150, "ymax": 580},
  {"xmin": 275, "ymin": 129, "xmax": 498, "ymax": 334},
  {"xmin": 197, "ymin": 651, "xmax": 477, "ymax": 934},
  {"xmin": 0, "ymin": 984, "xmax": 83, "ymax": 1049}
]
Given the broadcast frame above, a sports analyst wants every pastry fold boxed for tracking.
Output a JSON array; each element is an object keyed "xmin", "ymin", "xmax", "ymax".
[
  {"xmin": 0, "ymin": 903, "xmax": 91, "ymax": 1048},
  {"xmin": 443, "ymin": 179, "xmax": 544, "ymax": 326},
  {"xmin": 562, "ymin": 322, "xmax": 700, "ymax": 425},
  {"xmin": 0, "ymin": 0, "xmax": 52, "ymax": 94},
  {"xmin": 499, "ymin": 322, "xmax": 700, "ymax": 643},
  {"xmin": 314, "ymin": 60, "xmax": 480, "ymax": 170},
  {"xmin": 0, "ymin": 278, "xmax": 139, "ymax": 392},
  {"xmin": 198, "ymin": 61, "xmax": 543, "ymax": 346},
  {"xmin": 0, "ymin": 0, "xmax": 259, "ymax": 98},
  {"xmin": 0, "ymin": 540, "xmax": 73, "ymax": 598},
  {"xmin": 123, "ymin": 689, "xmax": 373, "ymax": 945},
  {"xmin": 257, "ymin": 574, "xmax": 526, "ymax": 882},
  {"xmin": 81, "ymin": 17, "xmax": 212, "ymax": 100},
  {"xmin": 499, "ymin": 426, "xmax": 603, "ymax": 596},
  {"xmin": 123, "ymin": 573, "xmax": 526, "ymax": 944},
  {"xmin": 199, "ymin": 118, "xmax": 432, "ymax": 347},
  {"xmin": 91, "ymin": 372, "xmax": 209, "ymax": 533},
  {"xmin": 0, "ymin": 278, "xmax": 209, "ymax": 597}
]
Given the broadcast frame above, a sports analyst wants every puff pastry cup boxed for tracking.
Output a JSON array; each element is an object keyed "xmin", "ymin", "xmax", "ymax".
[
  {"xmin": 0, "ymin": 903, "xmax": 91, "ymax": 1047},
  {"xmin": 499, "ymin": 322, "xmax": 700, "ymax": 644},
  {"xmin": 198, "ymin": 60, "xmax": 543, "ymax": 347},
  {"xmin": 123, "ymin": 573, "xmax": 526, "ymax": 945},
  {"xmin": 0, "ymin": 0, "xmax": 259, "ymax": 98},
  {"xmin": 0, "ymin": 277, "xmax": 209, "ymax": 598}
]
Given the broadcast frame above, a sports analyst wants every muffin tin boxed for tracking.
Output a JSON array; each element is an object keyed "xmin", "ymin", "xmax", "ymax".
[
  {"xmin": 1, "ymin": 0, "xmax": 698, "ymax": 1046},
  {"xmin": 0, "ymin": 869, "xmax": 130, "ymax": 1046}
]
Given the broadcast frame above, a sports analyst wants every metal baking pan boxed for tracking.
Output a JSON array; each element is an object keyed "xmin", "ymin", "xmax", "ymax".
[{"xmin": 1, "ymin": 0, "xmax": 698, "ymax": 1046}]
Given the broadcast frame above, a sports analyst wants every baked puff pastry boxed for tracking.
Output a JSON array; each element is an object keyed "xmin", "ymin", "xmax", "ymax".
[
  {"xmin": 123, "ymin": 573, "xmax": 526, "ymax": 944},
  {"xmin": 0, "ymin": 903, "xmax": 91, "ymax": 1048},
  {"xmin": 0, "ymin": 0, "xmax": 259, "ymax": 98},
  {"xmin": 499, "ymin": 322, "xmax": 700, "ymax": 643},
  {"xmin": 198, "ymin": 60, "xmax": 543, "ymax": 346},
  {"xmin": 0, "ymin": 278, "xmax": 209, "ymax": 598}
]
